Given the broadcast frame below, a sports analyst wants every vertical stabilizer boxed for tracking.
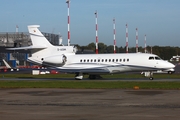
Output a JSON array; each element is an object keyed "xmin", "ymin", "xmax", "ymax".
[{"xmin": 28, "ymin": 25, "xmax": 53, "ymax": 47}]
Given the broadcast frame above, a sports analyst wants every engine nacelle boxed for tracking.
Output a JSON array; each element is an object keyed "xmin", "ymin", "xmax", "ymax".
[{"xmin": 42, "ymin": 55, "xmax": 67, "ymax": 64}]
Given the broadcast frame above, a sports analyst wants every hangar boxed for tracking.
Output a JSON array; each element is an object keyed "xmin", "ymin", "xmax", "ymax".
[{"xmin": 0, "ymin": 32, "xmax": 60, "ymax": 68}]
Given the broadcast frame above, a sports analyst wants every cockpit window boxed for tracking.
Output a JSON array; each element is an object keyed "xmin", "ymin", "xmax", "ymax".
[
  {"xmin": 149, "ymin": 56, "xmax": 161, "ymax": 60},
  {"xmin": 155, "ymin": 56, "xmax": 161, "ymax": 60},
  {"xmin": 149, "ymin": 57, "xmax": 154, "ymax": 60}
]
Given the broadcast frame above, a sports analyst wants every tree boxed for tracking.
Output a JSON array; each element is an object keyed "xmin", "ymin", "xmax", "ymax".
[
  {"xmin": 98, "ymin": 42, "xmax": 107, "ymax": 53},
  {"xmin": 87, "ymin": 42, "xmax": 95, "ymax": 51},
  {"xmin": 106, "ymin": 45, "xmax": 114, "ymax": 53}
]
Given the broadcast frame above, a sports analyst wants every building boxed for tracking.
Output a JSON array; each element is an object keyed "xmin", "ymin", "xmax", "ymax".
[{"xmin": 0, "ymin": 32, "xmax": 60, "ymax": 68}]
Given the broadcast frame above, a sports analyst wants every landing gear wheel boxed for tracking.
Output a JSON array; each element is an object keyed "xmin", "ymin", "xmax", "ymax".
[
  {"xmin": 168, "ymin": 71, "xmax": 172, "ymax": 74},
  {"xmin": 149, "ymin": 72, "xmax": 154, "ymax": 80},
  {"xmin": 75, "ymin": 73, "xmax": 83, "ymax": 80}
]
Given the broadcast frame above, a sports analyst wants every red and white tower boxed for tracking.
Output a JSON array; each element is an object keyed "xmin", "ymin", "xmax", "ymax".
[
  {"xmin": 66, "ymin": 0, "xmax": 70, "ymax": 46},
  {"xmin": 136, "ymin": 28, "xmax": 138, "ymax": 53},
  {"xmin": 113, "ymin": 18, "xmax": 116, "ymax": 53},
  {"xmin": 144, "ymin": 34, "xmax": 147, "ymax": 53},
  {"xmin": 95, "ymin": 11, "xmax": 98, "ymax": 54},
  {"xmin": 126, "ymin": 23, "xmax": 128, "ymax": 53}
]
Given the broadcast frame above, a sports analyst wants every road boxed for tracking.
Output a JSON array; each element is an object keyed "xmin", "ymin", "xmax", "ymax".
[
  {"xmin": 0, "ymin": 77, "xmax": 180, "ymax": 81},
  {"xmin": 1, "ymin": 88, "xmax": 180, "ymax": 120}
]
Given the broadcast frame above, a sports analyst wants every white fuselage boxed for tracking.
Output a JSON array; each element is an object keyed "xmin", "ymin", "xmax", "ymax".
[
  {"xmin": 28, "ymin": 53, "xmax": 175, "ymax": 74},
  {"xmin": 63, "ymin": 53, "xmax": 174, "ymax": 73}
]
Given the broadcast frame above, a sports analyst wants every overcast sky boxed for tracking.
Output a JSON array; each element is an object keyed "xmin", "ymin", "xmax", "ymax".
[{"xmin": 1, "ymin": 0, "xmax": 180, "ymax": 47}]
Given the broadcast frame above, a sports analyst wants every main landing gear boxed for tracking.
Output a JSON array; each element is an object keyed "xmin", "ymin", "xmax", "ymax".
[
  {"xmin": 74, "ymin": 73, "xmax": 103, "ymax": 80},
  {"xmin": 75, "ymin": 73, "xmax": 83, "ymax": 80},
  {"xmin": 144, "ymin": 71, "xmax": 154, "ymax": 80}
]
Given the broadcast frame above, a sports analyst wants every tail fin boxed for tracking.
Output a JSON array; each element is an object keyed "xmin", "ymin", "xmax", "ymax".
[
  {"xmin": 7, "ymin": 25, "xmax": 51, "ymax": 50},
  {"xmin": 28, "ymin": 25, "xmax": 53, "ymax": 47}
]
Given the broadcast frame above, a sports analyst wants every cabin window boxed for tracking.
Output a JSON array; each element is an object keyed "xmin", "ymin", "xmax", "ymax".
[
  {"xmin": 116, "ymin": 59, "xmax": 118, "ymax": 62},
  {"xmin": 87, "ymin": 59, "xmax": 89, "ymax": 62},
  {"xmin": 105, "ymin": 59, "xmax": 107, "ymax": 62},
  {"xmin": 91, "ymin": 59, "xmax": 93, "ymax": 62},
  {"xmin": 80, "ymin": 59, "xmax": 82, "ymax": 62},
  {"xmin": 127, "ymin": 59, "xmax": 129, "ymax": 62},
  {"xmin": 84, "ymin": 59, "xmax": 86, "ymax": 62},
  {"xmin": 123, "ymin": 59, "xmax": 125, "ymax": 62},
  {"xmin": 98, "ymin": 59, "xmax": 100, "ymax": 62},
  {"xmin": 102, "ymin": 59, "xmax": 104, "ymax": 62},
  {"xmin": 109, "ymin": 59, "xmax": 111, "ymax": 62},
  {"xmin": 94, "ymin": 59, "xmax": 96, "ymax": 62},
  {"xmin": 112, "ymin": 59, "xmax": 115, "ymax": 62},
  {"xmin": 119, "ymin": 59, "xmax": 122, "ymax": 62}
]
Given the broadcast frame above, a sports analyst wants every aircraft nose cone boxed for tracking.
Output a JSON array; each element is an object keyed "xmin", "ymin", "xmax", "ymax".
[{"xmin": 169, "ymin": 63, "xmax": 175, "ymax": 68}]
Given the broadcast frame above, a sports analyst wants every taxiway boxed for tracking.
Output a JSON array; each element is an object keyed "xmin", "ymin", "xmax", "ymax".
[{"xmin": 1, "ymin": 88, "xmax": 180, "ymax": 120}]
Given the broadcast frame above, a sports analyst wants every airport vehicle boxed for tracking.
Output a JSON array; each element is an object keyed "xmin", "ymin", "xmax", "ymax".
[{"xmin": 7, "ymin": 25, "xmax": 175, "ymax": 80}]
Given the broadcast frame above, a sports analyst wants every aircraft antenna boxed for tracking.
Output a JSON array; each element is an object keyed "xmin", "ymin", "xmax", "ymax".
[
  {"xmin": 136, "ymin": 28, "xmax": 138, "ymax": 53},
  {"xmin": 95, "ymin": 10, "xmax": 98, "ymax": 54},
  {"xmin": 126, "ymin": 23, "xmax": 128, "ymax": 53},
  {"xmin": 66, "ymin": 0, "xmax": 70, "ymax": 46},
  {"xmin": 113, "ymin": 18, "xmax": 116, "ymax": 53}
]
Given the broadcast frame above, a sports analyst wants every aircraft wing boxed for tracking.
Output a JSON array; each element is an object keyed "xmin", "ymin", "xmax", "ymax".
[
  {"xmin": 6, "ymin": 45, "xmax": 47, "ymax": 50},
  {"xmin": 49, "ymin": 67, "xmax": 110, "ymax": 74}
]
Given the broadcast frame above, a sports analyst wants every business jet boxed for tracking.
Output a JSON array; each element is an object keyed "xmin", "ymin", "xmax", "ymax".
[{"xmin": 7, "ymin": 25, "xmax": 175, "ymax": 80}]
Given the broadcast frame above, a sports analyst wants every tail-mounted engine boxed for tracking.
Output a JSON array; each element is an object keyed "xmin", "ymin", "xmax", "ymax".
[{"xmin": 41, "ymin": 54, "xmax": 67, "ymax": 65}]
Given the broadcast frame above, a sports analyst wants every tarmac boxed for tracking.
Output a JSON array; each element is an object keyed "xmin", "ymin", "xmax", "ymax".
[{"xmin": 1, "ymin": 88, "xmax": 180, "ymax": 120}]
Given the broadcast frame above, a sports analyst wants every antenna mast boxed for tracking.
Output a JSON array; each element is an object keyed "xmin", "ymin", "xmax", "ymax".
[
  {"xmin": 145, "ymin": 34, "xmax": 147, "ymax": 53},
  {"xmin": 66, "ymin": 0, "xmax": 70, "ymax": 46},
  {"xmin": 126, "ymin": 23, "xmax": 128, "ymax": 53},
  {"xmin": 113, "ymin": 18, "xmax": 116, "ymax": 53},
  {"xmin": 136, "ymin": 28, "xmax": 138, "ymax": 53},
  {"xmin": 95, "ymin": 11, "xmax": 98, "ymax": 54}
]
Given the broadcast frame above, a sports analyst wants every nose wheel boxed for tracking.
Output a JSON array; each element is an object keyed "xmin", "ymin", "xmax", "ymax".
[{"xmin": 149, "ymin": 77, "xmax": 154, "ymax": 80}]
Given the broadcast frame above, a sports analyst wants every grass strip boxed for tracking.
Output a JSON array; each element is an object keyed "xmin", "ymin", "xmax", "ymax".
[
  {"xmin": 0, "ymin": 73, "xmax": 179, "ymax": 79},
  {"xmin": 1, "ymin": 80, "xmax": 180, "ymax": 89}
]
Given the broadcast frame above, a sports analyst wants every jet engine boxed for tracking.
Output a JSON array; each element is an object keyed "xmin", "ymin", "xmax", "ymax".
[{"xmin": 42, "ymin": 55, "xmax": 67, "ymax": 64}]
